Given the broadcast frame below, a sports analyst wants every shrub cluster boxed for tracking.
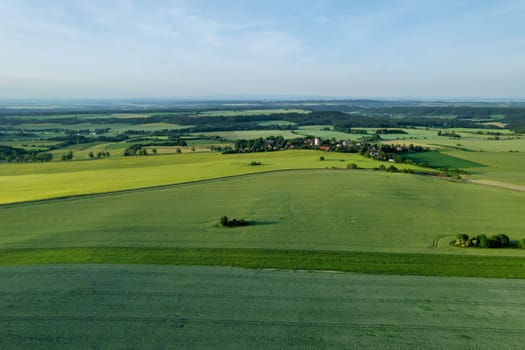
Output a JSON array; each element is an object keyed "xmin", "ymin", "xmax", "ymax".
[
  {"xmin": 219, "ymin": 216, "xmax": 249, "ymax": 227},
  {"xmin": 454, "ymin": 233, "xmax": 510, "ymax": 248},
  {"xmin": 88, "ymin": 151, "xmax": 110, "ymax": 159}
]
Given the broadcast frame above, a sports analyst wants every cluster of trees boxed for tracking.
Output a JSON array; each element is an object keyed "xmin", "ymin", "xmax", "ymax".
[
  {"xmin": 61, "ymin": 151, "xmax": 74, "ymax": 161},
  {"xmin": 88, "ymin": 151, "xmax": 110, "ymax": 159},
  {"xmin": 437, "ymin": 130, "xmax": 461, "ymax": 139},
  {"xmin": 374, "ymin": 164, "xmax": 400, "ymax": 172},
  {"xmin": 0, "ymin": 145, "xmax": 53, "ymax": 162},
  {"xmin": 48, "ymin": 134, "xmax": 129, "ymax": 150},
  {"xmin": 333, "ymin": 127, "xmax": 368, "ymax": 134},
  {"xmin": 227, "ymin": 136, "xmax": 305, "ymax": 153},
  {"xmin": 123, "ymin": 145, "xmax": 150, "ymax": 156},
  {"xmin": 454, "ymin": 233, "xmax": 511, "ymax": 248},
  {"xmin": 375, "ymin": 129, "xmax": 408, "ymax": 135},
  {"xmin": 219, "ymin": 216, "xmax": 249, "ymax": 227},
  {"xmin": 368, "ymin": 143, "xmax": 428, "ymax": 163},
  {"xmin": 122, "ymin": 129, "xmax": 185, "ymax": 138},
  {"xmin": 123, "ymin": 139, "xmax": 187, "ymax": 156}
]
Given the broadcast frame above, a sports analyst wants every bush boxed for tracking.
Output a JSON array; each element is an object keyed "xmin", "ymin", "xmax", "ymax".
[
  {"xmin": 319, "ymin": 156, "xmax": 325, "ymax": 161},
  {"xmin": 497, "ymin": 234, "xmax": 510, "ymax": 247},
  {"xmin": 519, "ymin": 239, "xmax": 525, "ymax": 249},
  {"xmin": 489, "ymin": 235, "xmax": 502, "ymax": 248},
  {"xmin": 457, "ymin": 233, "xmax": 469, "ymax": 242},
  {"xmin": 220, "ymin": 216, "xmax": 229, "ymax": 227},
  {"xmin": 219, "ymin": 216, "xmax": 249, "ymax": 227},
  {"xmin": 454, "ymin": 234, "xmax": 470, "ymax": 247},
  {"xmin": 347, "ymin": 163, "xmax": 358, "ymax": 169},
  {"xmin": 477, "ymin": 234, "xmax": 490, "ymax": 248},
  {"xmin": 386, "ymin": 165, "xmax": 398, "ymax": 172},
  {"xmin": 455, "ymin": 233, "xmax": 511, "ymax": 249}
]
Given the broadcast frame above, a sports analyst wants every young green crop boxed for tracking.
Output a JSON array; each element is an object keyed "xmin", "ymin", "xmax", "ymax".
[{"xmin": 2, "ymin": 170, "xmax": 525, "ymax": 258}]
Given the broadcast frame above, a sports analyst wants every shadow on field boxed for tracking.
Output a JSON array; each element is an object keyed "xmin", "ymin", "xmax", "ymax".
[{"xmin": 248, "ymin": 220, "xmax": 279, "ymax": 226}]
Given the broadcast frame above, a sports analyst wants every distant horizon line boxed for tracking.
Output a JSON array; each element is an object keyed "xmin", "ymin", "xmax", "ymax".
[{"xmin": 1, "ymin": 95, "xmax": 524, "ymax": 103}]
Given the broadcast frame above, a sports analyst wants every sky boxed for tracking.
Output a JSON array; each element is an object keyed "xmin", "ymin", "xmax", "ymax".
[{"xmin": 0, "ymin": 0, "xmax": 524, "ymax": 99}]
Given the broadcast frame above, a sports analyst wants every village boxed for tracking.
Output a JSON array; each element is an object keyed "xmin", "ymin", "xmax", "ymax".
[{"xmin": 221, "ymin": 134, "xmax": 428, "ymax": 164}]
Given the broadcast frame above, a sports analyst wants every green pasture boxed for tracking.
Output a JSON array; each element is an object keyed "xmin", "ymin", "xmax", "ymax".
[
  {"xmin": 183, "ymin": 138, "xmax": 231, "ymax": 146},
  {"xmin": 2, "ymin": 170, "xmax": 525, "ymax": 256},
  {"xmin": 190, "ymin": 130, "xmax": 301, "ymax": 140},
  {"xmin": 123, "ymin": 122, "xmax": 192, "ymax": 131},
  {"xmin": 0, "ymin": 141, "xmax": 59, "ymax": 150},
  {"xmin": 1, "ymin": 265, "xmax": 525, "ymax": 349},
  {"xmin": 402, "ymin": 151, "xmax": 484, "ymax": 169},
  {"xmin": 379, "ymin": 127, "xmax": 523, "ymax": 152},
  {"xmin": 6, "ymin": 113, "xmax": 106, "ymax": 120},
  {"xmin": 444, "ymin": 150, "xmax": 525, "ymax": 186},
  {"xmin": 196, "ymin": 109, "xmax": 310, "ymax": 117},
  {"xmin": 16, "ymin": 122, "xmax": 123, "ymax": 131},
  {"xmin": 414, "ymin": 114, "xmax": 458, "ymax": 119},
  {"xmin": 16, "ymin": 122, "xmax": 191, "ymax": 134},
  {"xmin": 257, "ymin": 120, "xmax": 297, "ymax": 126},
  {"xmin": 295, "ymin": 125, "xmax": 355, "ymax": 139},
  {"xmin": 47, "ymin": 142, "xmax": 113, "ymax": 160},
  {"xmin": 112, "ymin": 112, "xmax": 182, "ymax": 119}
]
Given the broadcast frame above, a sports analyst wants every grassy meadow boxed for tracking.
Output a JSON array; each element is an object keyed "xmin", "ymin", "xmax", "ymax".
[
  {"xmin": 191, "ymin": 129, "xmax": 300, "ymax": 140},
  {"xmin": 196, "ymin": 109, "xmax": 310, "ymax": 116}
]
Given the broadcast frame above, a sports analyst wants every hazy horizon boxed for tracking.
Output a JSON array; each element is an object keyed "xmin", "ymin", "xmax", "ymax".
[{"xmin": 1, "ymin": 0, "xmax": 524, "ymax": 99}]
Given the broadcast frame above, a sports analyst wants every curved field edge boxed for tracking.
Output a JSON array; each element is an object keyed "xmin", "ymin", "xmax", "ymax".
[
  {"xmin": 2, "ymin": 247, "xmax": 525, "ymax": 279},
  {"xmin": 0, "ymin": 168, "xmax": 319, "ymax": 208},
  {"xmin": 0, "ymin": 150, "xmax": 424, "ymax": 205}
]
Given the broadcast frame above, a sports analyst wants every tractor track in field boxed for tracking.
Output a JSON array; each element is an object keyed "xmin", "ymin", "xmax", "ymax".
[
  {"xmin": 4, "ymin": 289, "xmax": 525, "ymax": 307},
  {"xmin": 466, "ymin": 179, "xmax": 525, "ymax": 192},
  {"xmin": 1, "ymin": 315, "xmax": 525, "ymax": 335},
  {"xmin": 428, "ymin": 235, "xmax": 449, "ymax": 248}
]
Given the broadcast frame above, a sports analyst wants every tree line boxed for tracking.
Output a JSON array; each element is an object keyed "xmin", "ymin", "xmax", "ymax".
[{"xmin": 0, "ymin": 145, "xmax": 53, "ymax": 163}]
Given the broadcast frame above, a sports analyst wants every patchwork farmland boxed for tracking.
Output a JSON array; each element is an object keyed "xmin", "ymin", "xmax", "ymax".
[{"xmin": 2, "ymin": 100, "xmax": 525, "ymax": 348}]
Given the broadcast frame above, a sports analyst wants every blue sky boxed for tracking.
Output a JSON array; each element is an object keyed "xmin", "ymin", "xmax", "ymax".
[{"xmin": 0, "ymin": 0, "xmax": 524, "ymax": 99}]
